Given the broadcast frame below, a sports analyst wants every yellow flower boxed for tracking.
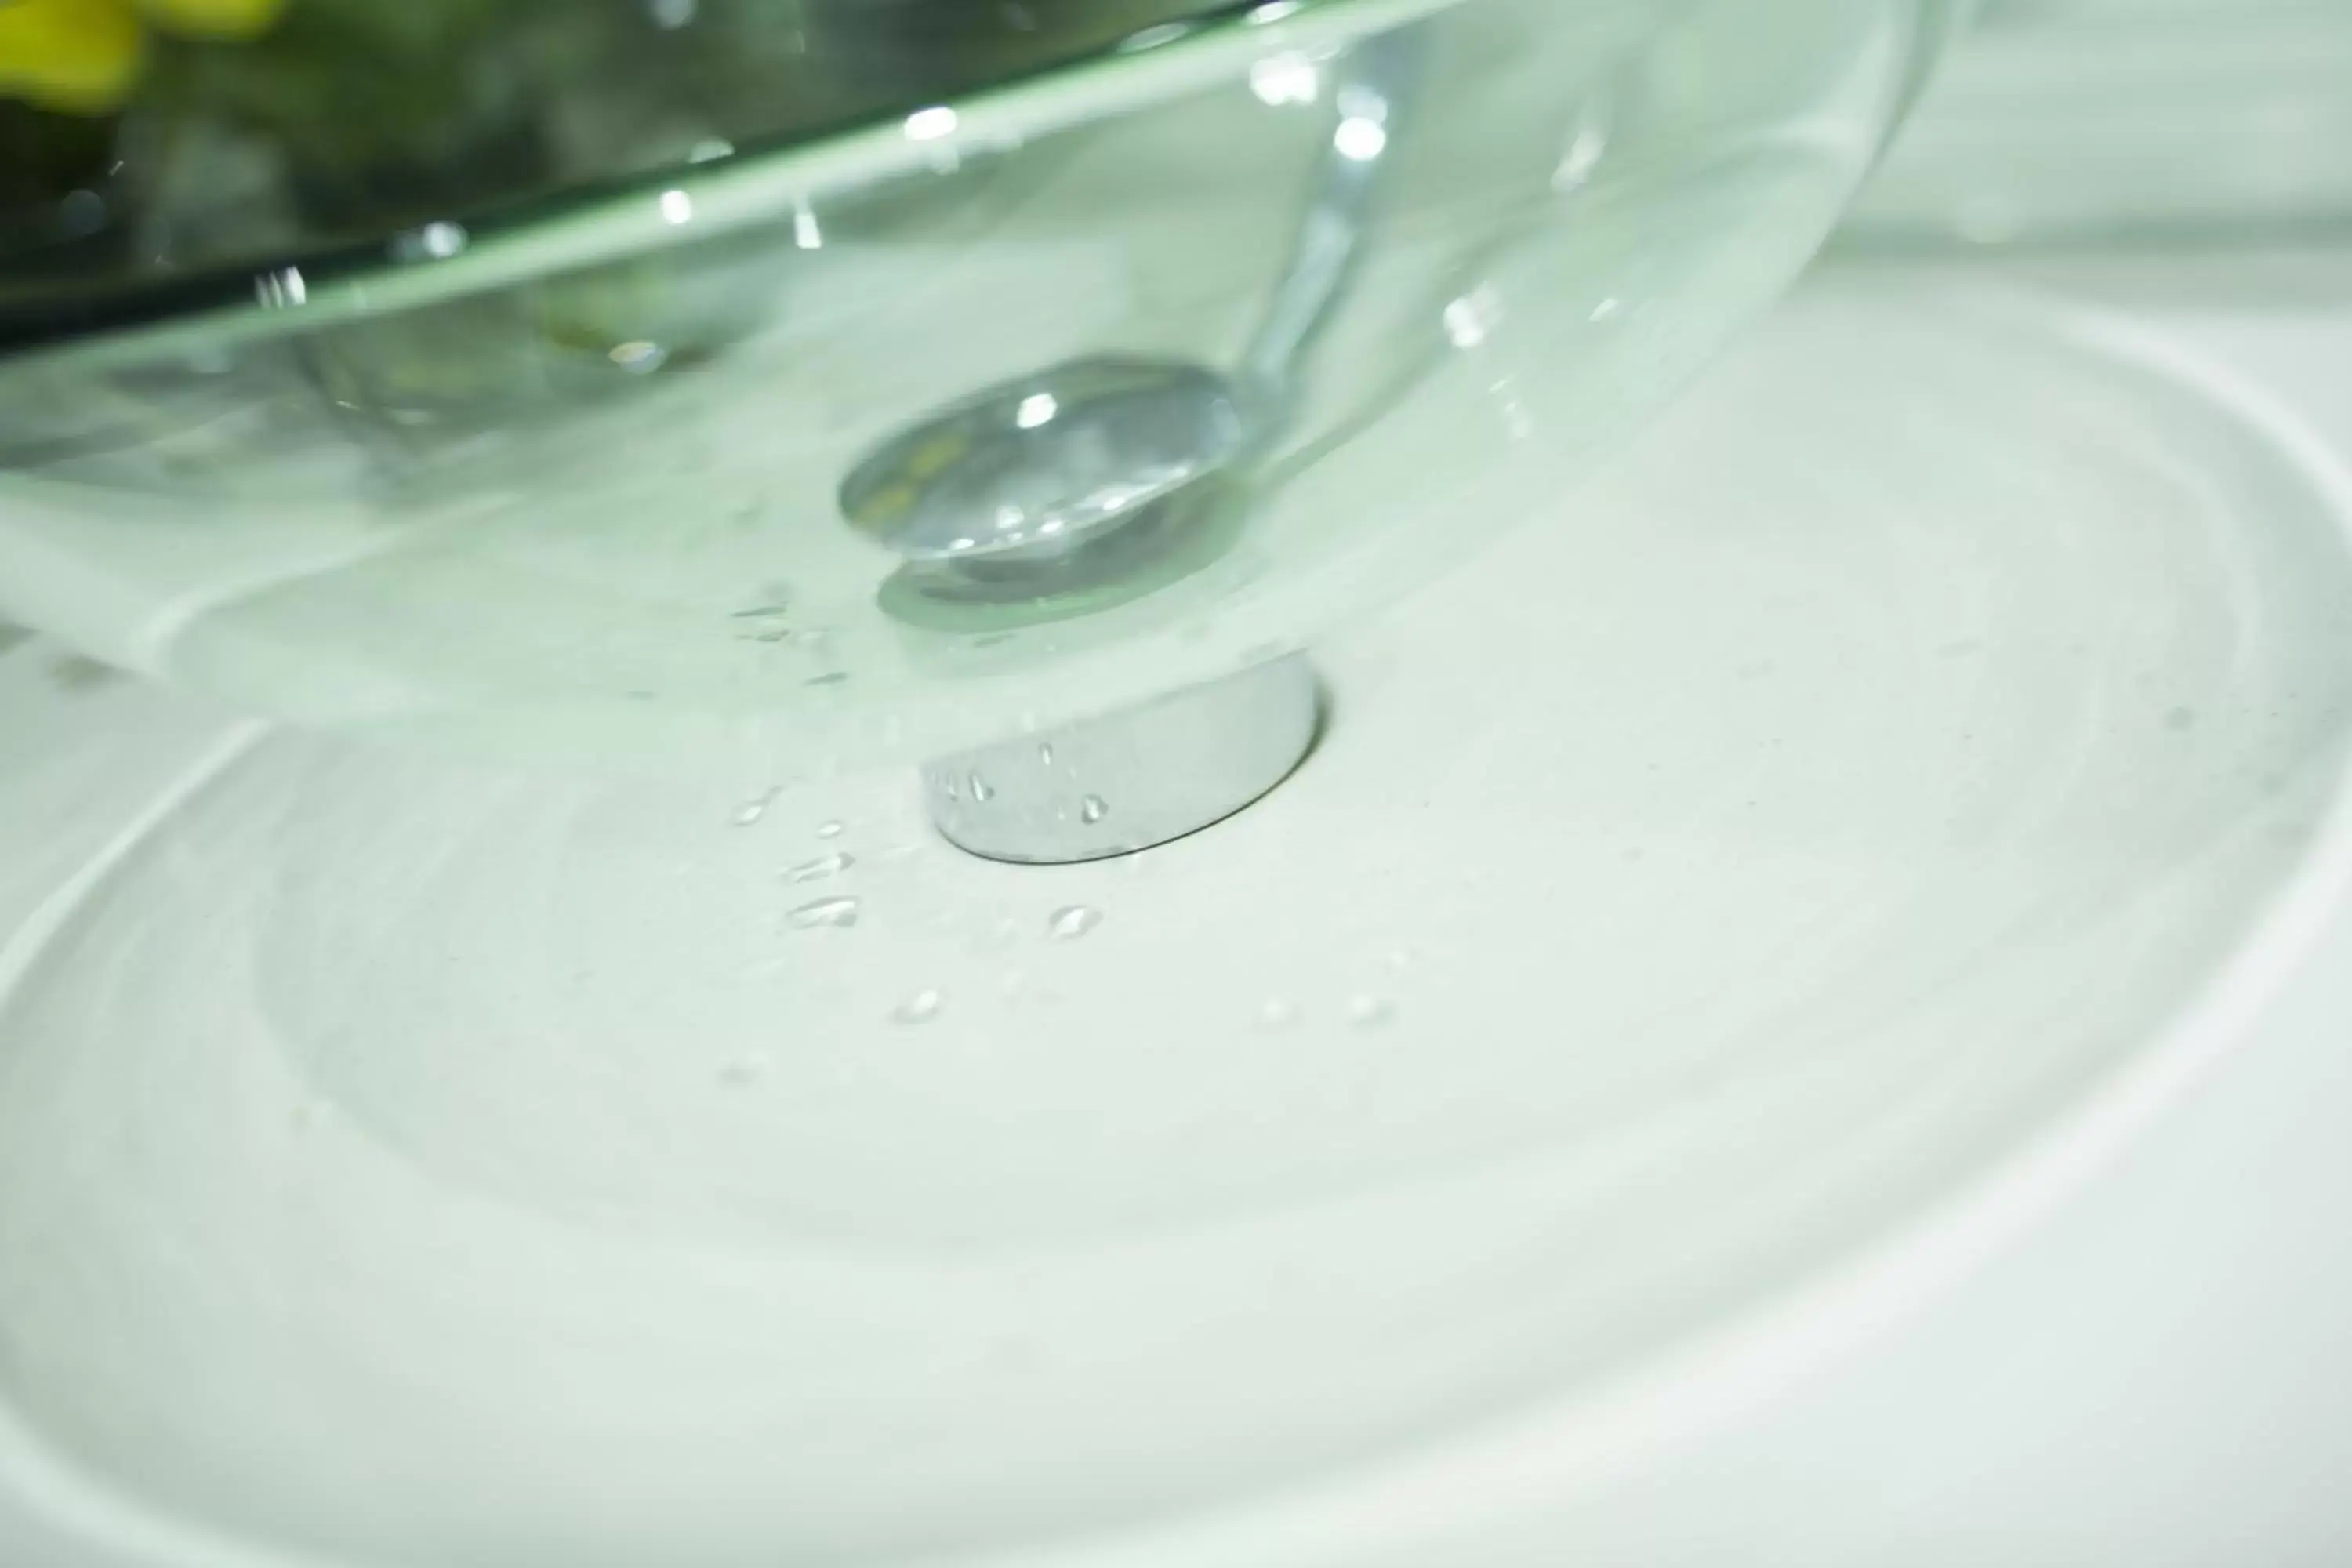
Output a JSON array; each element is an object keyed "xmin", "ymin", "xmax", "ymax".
[{"xmin": 0, "ymin": 0, "xmax": 285, "ymax": 114}]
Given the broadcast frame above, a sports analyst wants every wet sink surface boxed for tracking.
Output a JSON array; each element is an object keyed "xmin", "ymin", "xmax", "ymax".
[{"xmin": 2, "ymin": 281, "xmax": 2349, "ymax": 1568}]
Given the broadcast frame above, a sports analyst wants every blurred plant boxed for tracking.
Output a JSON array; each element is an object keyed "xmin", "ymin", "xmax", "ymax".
[
  {"xmin": 0, "ymin": 0, "xmax": 1256, "ymax": 496},
  {"xmin": 0, "ymin": 0, "xmax": 1229, "ymax": 419},
  {"xmin": 0, "ymin": 0, "xmax": 285, "ymax": 114}
]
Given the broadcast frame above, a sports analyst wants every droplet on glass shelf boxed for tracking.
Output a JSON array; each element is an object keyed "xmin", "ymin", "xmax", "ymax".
[
  {"xmin": 1348, "ymin": 995, "xmax": 1396, "ymax": 1031},
  {"xmin": 1037, "ymin": 742, "xmax": 1056, "ymax": 768},
  {"xmin": 1259, "ymin": 998, "xmax": 1300, "ymax": 1030},
  {"xmin": 734, "ymin": 789, "xmax": 779, "ymax": 826},
  {"xmin": 1443, "ymin": 285, "xmax": 1504, "ymax": 350},
  {"xmin": 806, "ymin": 671, "xmax": 850, "ymax": 688},
  {"xmin": 1384, "ymin": 946, "xmax": 1417, "ymax": 974},
  {"xmin": 1080, "ymin": 795, "xmax": 1109, "ymax": 824},
  {"xmin": 815, "ymin": 819, "xmax": 846, "ymax": 840},
  {"xmin": 969, "ymin": 771, "xmax": 996, "ymax": 804},
  {"xmin": 789, "ymin": 895, "xmax": 862, "ymax": 930},
  {"xmin": 608, "ymin": 339, "xmax": 669, "ymax": 375},
  {"xmin": 893, "ymin": 988, "xmax": 945, "ymax": 1025},
  {"xmin": 1047, "ymin": 906, "xmax": 1102, "ymax": 942},
  {"xmin": 786, "ymin": 852, "xmax": 855, "ymax": 883},
  {"xmin": 392, "ymin": 219, "xmax": 469, "ymax": 261}
]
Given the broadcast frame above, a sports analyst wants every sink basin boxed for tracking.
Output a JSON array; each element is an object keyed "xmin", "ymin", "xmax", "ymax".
[{"xmin": 2, "ymin": 279, "xmax": 2347, "ymax": 1568}]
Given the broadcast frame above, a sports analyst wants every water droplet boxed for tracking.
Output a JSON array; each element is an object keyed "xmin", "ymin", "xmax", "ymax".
[
  {"xmin": 1348, "ymin": 995, "xmax": 1396, "ymax": 1030},
  {"xmin": 1384, "ymin": 946, "xmax": 1417, "ymax": 974},
  {"xmin": 893, "ymin": 988, "xmax": 944, "ymax": 1025},
  {"xmin": 1080, "ymin": 795, "xmax": 1109, "ymax": 825},
  {"xmin": 786, "ymin": 852, "xmax": 855, "ymax": 883},
  {"xmin": 1036, "ymin": 742, "xmax": 1056, "ymax": 767},
  {"xmin": 734, "ymin": 789, "xmax": 779, "ymax": 826},
  {"xmin": 788, "ymin": 895, "xmax": 862, "ymax": 930},
  {"xmin": 806, "ymin": 671, "xmax": 850, "ymax": 688},
  {"xmin": 1259, "ymin": 998, "xmax": 1300, "ymax": 1029},
  {"xmin": 970, "ymin": 771, "xmax": 996, "ymax": 804},
  {"xmin": 815, "ymin": 819, "xmax": 846, "ymax": 840},
  {"xmin": 1047, "ymin": 906, "xmax": 1102, "ymax": 942},
  {"xmin": 1443, "ymin": 285, "xmax": 1504, "ymax": 350}
]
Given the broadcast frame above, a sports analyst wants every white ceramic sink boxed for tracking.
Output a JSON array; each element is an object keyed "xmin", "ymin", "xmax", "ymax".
[{"xmin": 2, "ymin": 270, "xmax": 2350, "ymax": 1567}]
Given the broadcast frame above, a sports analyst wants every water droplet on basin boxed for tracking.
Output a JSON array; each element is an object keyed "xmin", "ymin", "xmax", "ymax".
[
  {"xmin": 970, "ymin": 771, "xmax": 996, "ymax": 803},
  {"xmin": 1047, "ymin": 906, "xmax": 1102, "ymax": 942},
  {"xmin": 893, "ymin": 988, "xmax": 944, "ymax": 1025},
  {"xmin": 1348, "ymin": 995, "xmax": 1396, "ymax": 1030},
  {"xmin": 1037, "ymin": 742, "xmax": 1056, "ymax": 767},
  {"xmin": 786, "ymin": 852, "xmax": 855, "ymax": 883},
  {"xmin": 1080, "ymin": 795, "xmax": 1109, "ymax": 825},
  {"xmin": 1259, "ymin": 998, "xmax": 1300, "ymax": 1030},
  {"xmin": 790, "ymin": 893, "xmax": 866, "ymax": 931},
  {"xmin": 815, "ymin": 819, "xmax": 846, "ymax": 839},
  {"xmin": 789, "ymin": 895, "xmax": 862, "ymax": 930},
  {"xmin": 734, "ymin": 789, "xmax": 778, "ymax": 826}
]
